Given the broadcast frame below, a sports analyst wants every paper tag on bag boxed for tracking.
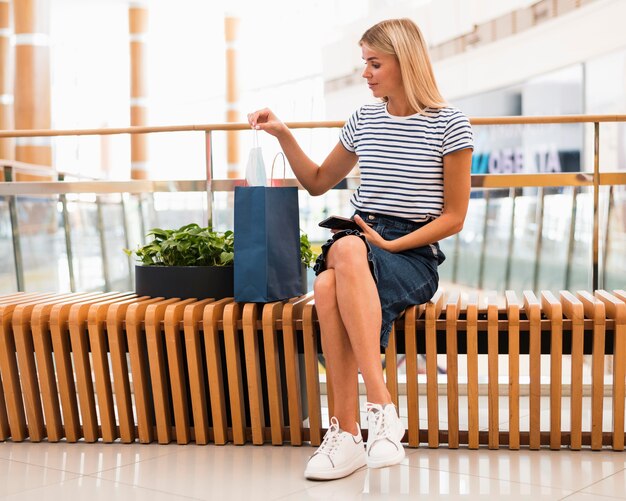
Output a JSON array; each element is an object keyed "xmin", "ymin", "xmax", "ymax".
[{"xmin": 245, "ymin": 131, "xmax": 267, "ymax": 186}]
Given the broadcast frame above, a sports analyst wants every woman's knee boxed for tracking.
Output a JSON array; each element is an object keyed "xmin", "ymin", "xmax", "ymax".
[
  {"xmin": 313, "ymin": 270, "xmax": 336, "ymax": 305},
  {"xmin": 326, "ymin": 235, "xmax": 367, "ymax": 269}
]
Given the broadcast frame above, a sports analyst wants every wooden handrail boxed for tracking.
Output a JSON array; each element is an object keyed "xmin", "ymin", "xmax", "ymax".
[{"xmin": 0, "ymin": 114, "xmax": 625, "ymax": 138}]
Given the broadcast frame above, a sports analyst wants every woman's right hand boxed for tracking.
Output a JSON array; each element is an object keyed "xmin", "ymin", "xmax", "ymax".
[{"xmin": 247, "ymin": 108, "xmax": 288, "ymax": 138}]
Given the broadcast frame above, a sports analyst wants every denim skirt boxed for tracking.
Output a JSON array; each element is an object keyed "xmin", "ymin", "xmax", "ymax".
[{"xmin": 313, "ymin": 210, "xmax": 444, "ymax": 348}]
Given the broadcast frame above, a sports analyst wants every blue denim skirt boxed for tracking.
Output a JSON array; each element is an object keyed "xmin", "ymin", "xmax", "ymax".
[{"xmin": 313, "ymin": 210, "xmax": 444, "ymax": 348}]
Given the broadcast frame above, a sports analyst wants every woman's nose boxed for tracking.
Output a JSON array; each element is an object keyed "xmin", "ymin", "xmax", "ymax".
[{"xmin": 361, "ymin": 67, "xmax": 370, "ymax": 79}]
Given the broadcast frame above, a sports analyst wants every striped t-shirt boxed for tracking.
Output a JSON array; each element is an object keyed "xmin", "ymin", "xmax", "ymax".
[{"xmin": 340, "ymin": 102, "xmax": 473, "ymax": 222}]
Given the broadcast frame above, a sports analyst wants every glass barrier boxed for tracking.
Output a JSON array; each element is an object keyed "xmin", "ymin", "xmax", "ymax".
[{"xmin": 0, "ymin": 117, "xmax": 624, "ymax": 298}]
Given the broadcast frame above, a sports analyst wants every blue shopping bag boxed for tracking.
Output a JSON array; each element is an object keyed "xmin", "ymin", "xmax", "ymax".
[{"xmin": 234, "ymin": 186, "xmax": 302, "ymax": 302}]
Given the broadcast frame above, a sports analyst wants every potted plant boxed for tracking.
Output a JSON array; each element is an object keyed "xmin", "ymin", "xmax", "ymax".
[
  {"xmin": 126, "ymin": 223, "xmax": 235, "ymax": 300},
  {"xmin": 126, "ymin": 223, "xmax": 316, "ymax": 300}
]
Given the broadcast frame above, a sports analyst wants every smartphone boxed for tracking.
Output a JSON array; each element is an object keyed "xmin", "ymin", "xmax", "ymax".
[{"xmin": 318, "ymin": 215, "xmax": 361, "ymax": 231}]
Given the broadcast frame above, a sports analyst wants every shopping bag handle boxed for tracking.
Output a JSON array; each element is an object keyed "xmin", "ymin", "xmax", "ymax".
[{"xmin": 270, "ymin": 152, "xmax": 286, "ymax": 185}]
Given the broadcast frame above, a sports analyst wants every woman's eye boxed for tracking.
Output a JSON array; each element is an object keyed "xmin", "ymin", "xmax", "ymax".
[{"xmin": 372, "ymin": 64, "xmax": 380, "ymax": 69}]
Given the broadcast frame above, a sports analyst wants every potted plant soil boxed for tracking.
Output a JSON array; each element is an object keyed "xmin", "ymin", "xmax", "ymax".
[{"xmin": 126, "ymin": 224, "xmax": 235, "ymax": 300}]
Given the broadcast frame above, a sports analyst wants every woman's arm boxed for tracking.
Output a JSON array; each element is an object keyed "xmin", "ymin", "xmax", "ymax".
[
  {"xmin": 355, "ymin": 148, "xmax": 473, "ymax": 252},
  {"xmin": 248, "ymin": 108, "xmax": 357, "ymax": 196}
]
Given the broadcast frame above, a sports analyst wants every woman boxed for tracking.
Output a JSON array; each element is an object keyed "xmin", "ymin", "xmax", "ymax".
[{"xmin": 248, "ymin": 18, "xmax": 473, "ymax": 481}]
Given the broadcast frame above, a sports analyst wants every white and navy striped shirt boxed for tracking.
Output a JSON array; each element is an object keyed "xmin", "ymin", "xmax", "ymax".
[{"xmin": 340, "ymin": 102, "xmax": 473, "ymax": 222}]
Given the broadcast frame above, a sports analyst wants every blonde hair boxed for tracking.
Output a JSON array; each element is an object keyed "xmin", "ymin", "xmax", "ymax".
[{"xmin": 360, "ymin": 18, "xmax": 447, "ymax": 114}]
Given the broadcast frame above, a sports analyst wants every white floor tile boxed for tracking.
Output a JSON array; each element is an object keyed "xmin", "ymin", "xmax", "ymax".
[
  {"xmin": 0, "ymin": 441, "xmax": 181, "ymax": 475},
  {"xmin": 280, "ymin": 464, "xmax": 575, "ymax": 500},
  {"xmin": 0, "ymin": 458, "xmax": 80, "ymax": 497},
  {"xmin": 94, "ymin": 443, "xmax": 318, "ymax": 501},
  {"xmin": 566, "ymin": 494, "xmax": 624, "ymax": 500},
  {"xmin": 402, "ymin": 447, "xmax": 625, "ymax": 491},
  {"xmin": 3, "ymin": 476, "xmax": 201, "ymax": 501},
  {"xmin": 580, "ymin": 469, "xmax": 626, "ymax": 499}
]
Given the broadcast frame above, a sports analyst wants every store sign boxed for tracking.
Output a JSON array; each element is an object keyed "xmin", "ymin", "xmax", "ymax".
[{"xmin": 471, "ymin": 147, "xmax": 580, "ymax": 174}]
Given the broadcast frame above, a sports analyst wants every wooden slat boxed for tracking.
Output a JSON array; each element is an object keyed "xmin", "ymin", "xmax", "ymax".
[
  {"xmin": 164, "ymin": 298, "xmax": 196, "ymax": 444},
  {"xmin": 404, "ymin": 306, "xmax": 420, "ymax": 447},
  {"xmin": 486, "ymin": 291, "xmax": 499, "ymax": 450},
  {"xmin": 505, "ymin": 291, "xmax": 520, "ymax": 450},
  {"xmin": 203, "ymin": 298, "xmax": 234, "ymax": 445},
  {"xmin": 523, "ymin": 290, "xmax": 541, "ymax": 450},
  {"xmin": 385, "ymin": 324, "xmax": 399, "ymax": 409},
  {"xmin": 51, "ymin": 293, "xmax": 124, "ymax": 442},
  {"xmin": 89, "ymin": 296, "xmax": 143, "ymax": 443},
  {"xmin": 242, "ymin": 303, "xmax": 265, "ymax": 445},
  {"xmin": 106, "ymin": 296, "xmax": 156, "ymax": 443},
  {"xmin": 466, "ymin": 292, "xmax": 479, "ymax": 449},
  {"xmin": 577, "ymin": 291, "xmax": 605, "ymax": 450},
  {"xmin": 560, "ymin": 290, "xmax": 584, "ymax": 450},
  {"xmin": 13, "ymin": 293, "xmax": 79, "ymax": 441},
  {"xmin": 444, "ymin": 290, "xmax": 461, "ymax": 449},
  {"xmin": 303, "ymin": 300, "xmax": 322, "ymax": 446},
  {"xmin": 182, "ymin": 298, "xmax": 215, "ymax": 445},
  {"xmin": 33, "ymin": 292, "xmax": 104, "ymax": 443},
  {"xmin": 595, "ymin": 290, "xmax": 626, "ymax": 451},
  {"xmin": 126, "ymin": 297, "xmax": 166, "ymax": 443},
  {"xmin": 50, "ymin": 295, "xmax": 94, "ymax": 443},
  {"xmin": 0, "ymin": 367, "xmax": 9, "ymax": 441},
  {"xmin": 223, "ymin": 301, "xmax": 246, "ymax": 445},
  {"xmin": 542, "ymin": 291, "xmax": 563, "ymax": 450},
  {"xmin": 262, "ymin": 301, "xmax": 286, "ymax": 445},
  {"xmin": 281, "ymin": 293, "xmax": 314, "ymax": 446},
  {"xmin": 145, "ymin": 297, "xmax": 181, "ymax": 444},
  {"xmin": 425, "ymin": 289, "xmax": 444, "ymax": 448},
  {"xmin": 0, "ymin": 293, "xmax": 28, "ymax": 304},
  {"xmin": 69, "ymin": 293, "xmax": 133, "ymax": 442},
  {"xmin": 0, "ymin": 293, "xmax": 57, "ymax": 441}
]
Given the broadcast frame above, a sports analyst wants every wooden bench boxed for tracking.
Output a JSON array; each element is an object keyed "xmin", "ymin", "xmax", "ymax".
[{"xmin": 0, "ymin": 289, "xmax": 624, "ymax": 450}]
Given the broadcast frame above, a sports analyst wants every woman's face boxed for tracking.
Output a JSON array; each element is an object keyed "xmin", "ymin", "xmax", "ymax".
[{"xmin": 361, "ymin": 43, "xmax": 403, "ymax": 100}]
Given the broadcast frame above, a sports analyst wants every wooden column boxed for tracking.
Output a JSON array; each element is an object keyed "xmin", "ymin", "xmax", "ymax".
[
  {"xmin": 13, "ymin": 0, "xmax": 51, "ymax": 179},
  {"xmin": 129, "ymin": 2, "xmax": 148, "ymax": 180},
  {"xmin": 224, "ymin": 15, "xmax": 240, "ymax": 179},
  {"xmin": 0, "ymin": 0, "xmax": 14, "ymax": 172}
]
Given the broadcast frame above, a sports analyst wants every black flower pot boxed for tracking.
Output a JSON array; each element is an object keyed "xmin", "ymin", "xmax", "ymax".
[{"xmin": 135, "ymin": 265, "xmax": 234, "ymax": 300}]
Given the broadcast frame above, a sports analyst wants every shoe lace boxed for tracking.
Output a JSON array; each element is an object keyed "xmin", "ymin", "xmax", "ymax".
[
  {"xmin": 366, "ymin": 402, "xmax": 394, "ymax": 441},
  {"xmin": 315, "ymin": 416, "xmax": 342, "ymax": 458}
]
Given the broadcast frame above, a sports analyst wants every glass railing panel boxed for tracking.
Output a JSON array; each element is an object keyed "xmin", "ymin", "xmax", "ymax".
[
  {"xmin": 17, "ymin": 195, "xmax": 69, "ymax": 292},
  {"xmin": 67, "ymin": 196, "xmax": 105, "ymax": 292},
  {"xmin": 537, "ymin": 187, "xmax": 580, "ymax": 291},
  {"xmin": 568, "ymin": 189, "xmax": 594, "ymax": 291},
  {"xmin": 150, "ymin": 192, "xmax": 208, "ymax": 229},
  {"xmin": 99, "ymin": 195, "xmax": 132, "ymax": 291},
  {"xmin": 0, "ymin": 196, "xmax": 17, "ymax": 293},
  {"xmin": 480, "ymin": 191, "xmax": 514, "ymax": 291},
  {"xmin": 440, "ymin": 195, "xmax": 484, "ymax": 289},
  {"xmin": 604, "ymin": 186, "xmax": 626, "ymax": 290}
]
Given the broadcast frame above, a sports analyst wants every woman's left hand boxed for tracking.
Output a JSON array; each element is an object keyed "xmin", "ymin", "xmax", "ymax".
[{"xmin": 353, "ymin": 215, "xmax": 394, "ymax": 252}]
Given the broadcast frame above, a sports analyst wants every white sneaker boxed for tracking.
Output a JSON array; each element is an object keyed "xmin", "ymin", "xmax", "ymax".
[
  {"xmin": 304, "ymin": 417, "xmax": 366, "ymax": 480},
  {"xmin": 365, "ymin": 402, "xmax": 405, "ymax": 468}
]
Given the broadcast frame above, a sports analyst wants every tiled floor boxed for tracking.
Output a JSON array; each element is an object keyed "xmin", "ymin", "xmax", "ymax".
[
  {"xmin": 1, "ymin": 393, "xmax": 624, "ymax": 500},
  {"xmin": 1, "ymin": 440, "xmax": 626, "ymax": 500}
]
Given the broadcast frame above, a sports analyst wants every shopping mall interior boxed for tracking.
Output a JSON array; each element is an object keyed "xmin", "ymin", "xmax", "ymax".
[{"xmin": 0, "ymin": 0, "xmax": 625, "ymax": 499}]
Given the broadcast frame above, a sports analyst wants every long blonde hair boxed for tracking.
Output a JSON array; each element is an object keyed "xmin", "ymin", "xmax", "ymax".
[{"xmin": 360, "ymin": 18, "xmax": 447, "ymax": 114}]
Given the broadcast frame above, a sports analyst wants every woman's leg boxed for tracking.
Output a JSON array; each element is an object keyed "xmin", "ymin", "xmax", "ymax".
[
  {"xmin": 324, "ymin": 235, "xmax": 392, "ymax": 406},
  {"xmin": 314, "ymin": 270, "xmax": 359, "ymax": 435}
]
